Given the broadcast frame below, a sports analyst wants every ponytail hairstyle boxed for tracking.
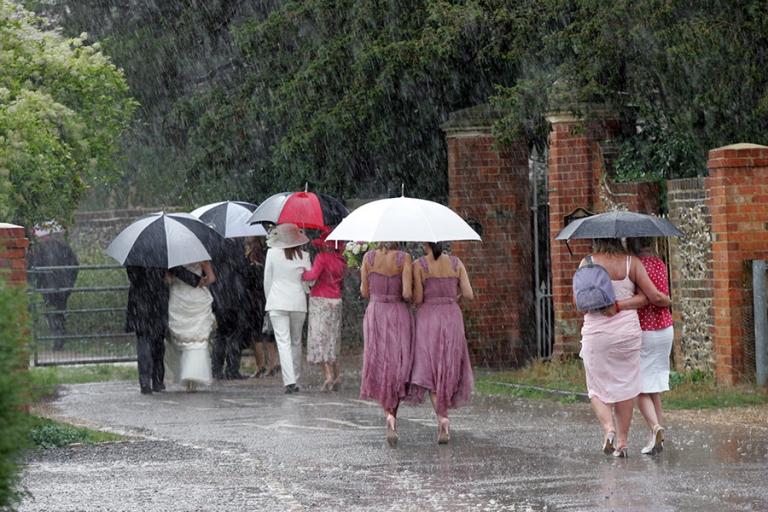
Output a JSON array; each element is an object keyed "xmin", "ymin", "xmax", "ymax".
[{"xmin": 427, "ymin": 242, "xmax": 443, "ymax": 259}]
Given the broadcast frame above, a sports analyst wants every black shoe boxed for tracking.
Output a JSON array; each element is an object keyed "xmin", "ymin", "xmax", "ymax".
[
  {"xmin": 212, "ymin": 372, "xmax": 225, "ymax": 380},
  {"xmin": 140, "ymin": 387, "xmax": 152, "ymax": 395},
  {"xmin": 152, "ymin": 383, "xmax": 166, "ymax": 392},
  {"xmin": 225, "ymin": 373, "xmax": 248, "ymax": 380},
  {"xmin": 290, "ymin": 384, "xmax": 300, "ymax": 393},
  {"xmin": 251, "ymin": 366, "xmax": 267, "ymax": 379},
  {"xmin": 267, "ymin": 365, "xmax": 281, "ymax": 377},
  {"xmin": 285, "ymin": 385, "xmax": 293, "ymax": 394}
]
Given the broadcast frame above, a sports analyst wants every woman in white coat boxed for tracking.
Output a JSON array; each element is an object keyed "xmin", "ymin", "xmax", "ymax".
[{"xmin": 264, "ymin": 223, "xmax": 312, "ymax": 394}]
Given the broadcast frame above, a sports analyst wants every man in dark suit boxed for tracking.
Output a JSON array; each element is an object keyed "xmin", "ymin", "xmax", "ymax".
[
  {"xmin": 125, "ymin": 266, "xmax": 169, "ymax": 394},
  {"xmin": 209, "ymin": 237, "xmax": 250, "ymax": 380}
]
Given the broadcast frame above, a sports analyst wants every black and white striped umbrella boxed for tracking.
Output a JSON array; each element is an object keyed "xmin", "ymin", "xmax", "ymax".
[
  {"xmin": 105, "ymin": 212, "xmax": 224, "ymax": 268},
  {"xmin": 190, "ymin": 201, "xmax": 267, "ymax": 238}
]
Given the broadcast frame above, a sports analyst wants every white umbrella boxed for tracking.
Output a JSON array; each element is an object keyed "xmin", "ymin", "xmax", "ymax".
[
  {"xmin": 105, "ymin": 212, "xmax": 223, "ymax": 268},
  {"xmin": 325, "ymin": 196, "xmax": 481, "ymax": 243},
  {"xmin": 190, "ymin": 201, "xmax": 267, "ymax": 238}
]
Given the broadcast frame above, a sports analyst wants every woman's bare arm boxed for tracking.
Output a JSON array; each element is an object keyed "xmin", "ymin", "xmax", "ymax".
[
  {"xmin": 632, "ymin": 257, "xmax": 670, "ymax": 308},
  {"xmin": 201, "ymin": 260, "xmax": 216, "ymax": 287},
  {"xmin": 457, "ymin": 261, "xmax": 473, "ymax": 302},
  {"xmin": 412, "ymin": 261, "xmax": 424, "ymax": 306},
  {"xmin": 360, "ymin": 251, "xmax": 371, "ymax": 299}
]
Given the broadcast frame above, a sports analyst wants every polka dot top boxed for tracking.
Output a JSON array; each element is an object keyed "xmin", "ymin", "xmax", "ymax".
[{"xmin": 637, "ymin": 256, "xmax": 674, "ymax": 331}]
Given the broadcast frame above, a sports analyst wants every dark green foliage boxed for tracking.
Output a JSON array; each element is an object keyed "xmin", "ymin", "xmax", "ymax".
[
  {"xmin": 27, "ymin": 0, "xmax": 768, "ymax": 209},
  {"xmin": 0, "ymin": 283, "xmax": 32, "ymax": 511},
  {"xmin": 492, "ymin": 0, "xmax": 768, "ymax": 181}
]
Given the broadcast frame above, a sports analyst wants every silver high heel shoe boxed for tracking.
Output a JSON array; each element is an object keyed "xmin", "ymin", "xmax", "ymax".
[
  {"xmin": 613, "ymin": 446, "xmax": 629, "ymax": 458},
  {"xmin": 641, "ymin": 425, "xmax": 664, "ymax": 455}
]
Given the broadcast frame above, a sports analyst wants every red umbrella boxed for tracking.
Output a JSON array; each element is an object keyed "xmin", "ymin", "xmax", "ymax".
[{"xmin": 247, "ymin": 188, "xmax": 349, "ymax": 230}]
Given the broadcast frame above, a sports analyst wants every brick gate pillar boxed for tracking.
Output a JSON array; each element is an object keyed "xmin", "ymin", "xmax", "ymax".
[
  {"xmin": 547, "ymin": 113, "xmax": 624, "ymax": 358},
  {"xmin": 706, "ymin": 143, "xmax": 768, "ymax": 385},
  {"xmin": 442, "ymin": 105, "xmax": 534, "ymax": 367},
  {"xmin": 0, "ymin": 223, "xmax": 30, "ymax": 376},
  {"xmin": 0, "ymin": 223, "xmax": 29, "ymax": 287}
]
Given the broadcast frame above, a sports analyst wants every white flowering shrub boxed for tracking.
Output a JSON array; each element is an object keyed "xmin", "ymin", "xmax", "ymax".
[
  {"xmin": 343, "ymin": 241, "xmax": 377, "ymax": 269},
  {"xmin": 0, "ymin": 2, "xmax": 137, "ymax": 229}
]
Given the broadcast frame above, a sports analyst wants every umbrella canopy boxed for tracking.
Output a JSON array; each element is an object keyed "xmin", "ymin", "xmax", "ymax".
[
  {"xmin": 325, "ymin": 196, "xmax": 481, "ymax": 243},
  {"xmin": 105, "ymin": 212, "xmax": 225, "ymax": 268},
  {"xmin": 190, "ymin": 201, "xmax": 267, "ymax": 238},
  {"xmin": 247, "ymin": 191, "xmax": 349, "ymax": 230},
  {"xmin": 553, "ymin": 211, "xmax": 685, "ymax": 241}
]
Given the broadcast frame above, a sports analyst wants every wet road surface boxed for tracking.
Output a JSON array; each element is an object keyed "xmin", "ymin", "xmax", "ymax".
[{"xmin": 19, "ymin": 360, "xmax": 768, "ymax": 511}]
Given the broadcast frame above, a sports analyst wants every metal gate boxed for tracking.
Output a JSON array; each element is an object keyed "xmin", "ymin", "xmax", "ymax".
[
  {"xmin": 531, "ymin": 149, "xmax": 554, "ymax": 359},
  {"xmin": 27, "ymin": 264, "xmax": 134, "ymax": 367}
]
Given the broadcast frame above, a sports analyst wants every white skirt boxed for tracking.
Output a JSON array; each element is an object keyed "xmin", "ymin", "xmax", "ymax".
[
  {"xmin": 165, "ymin": 277, "xmax": 215, "ymax": 386},
  {"xmin": 640, "ymin": 325, "xmax": 674, "ymax": 393}
]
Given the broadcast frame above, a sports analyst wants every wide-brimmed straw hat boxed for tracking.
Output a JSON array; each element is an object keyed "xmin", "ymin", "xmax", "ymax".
[
  {"xmin": 311, "ymin": 228, "xmax": 342, "ymax": 251},
  {"xmin": 266, "ymin": 223, "xmax": 309, "ymax": 249}
]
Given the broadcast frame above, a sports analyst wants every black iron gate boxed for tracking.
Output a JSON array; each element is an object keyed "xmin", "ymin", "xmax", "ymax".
[
  {"xmin": 531, "ymin": 149, "xmax": 554, "ymax": 359},
  {"xmin": 27, "ymin": 264, "xmax": 134, "ymax": 366}
]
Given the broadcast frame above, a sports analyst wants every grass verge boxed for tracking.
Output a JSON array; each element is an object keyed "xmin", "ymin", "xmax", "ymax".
[
  {"xmin": 28, "ymin": 364, "xmax": 134, "ymax": 449},
  {"xmin": 476, "ymin": 358, "xmax": 768, "ymax": 409}
]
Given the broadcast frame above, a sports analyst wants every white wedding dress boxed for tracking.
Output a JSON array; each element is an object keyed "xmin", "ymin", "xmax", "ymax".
[{"xmin": 164, "ymin": 262, "xmax": 215, "ymax": 388}]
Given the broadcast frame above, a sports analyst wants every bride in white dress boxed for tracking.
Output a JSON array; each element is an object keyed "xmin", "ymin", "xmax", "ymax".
[{"xmin": 164, "ymin": 260, "xmax": 216, "ymax": 392}]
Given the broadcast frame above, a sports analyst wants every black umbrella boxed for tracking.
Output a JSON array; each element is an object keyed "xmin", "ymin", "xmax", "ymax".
[
  {"xmin": 190, "ymin": 201, "xmax": 268, "ymax": 238},
  {"xmin": 105, "ymin": 212, "xmax": 225, "ymax": 268},
  {"xmin": 554, "ymin": 211, "xmax": 685, "ymax": 241}
]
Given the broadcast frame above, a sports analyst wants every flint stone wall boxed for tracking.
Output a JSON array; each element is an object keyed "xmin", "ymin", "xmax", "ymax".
[{"xmin": 666, "ymin": 178, "xmax": 715, "ymax": 373}]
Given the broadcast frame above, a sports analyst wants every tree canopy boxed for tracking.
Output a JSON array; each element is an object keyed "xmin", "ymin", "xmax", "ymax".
[
  {"xmin": 26, "ymin": 0, "xmax": 768, "ymax": 210},
  {"xmin": 0, "ymin": 1, "xmax": 135, "ymax": 230}
]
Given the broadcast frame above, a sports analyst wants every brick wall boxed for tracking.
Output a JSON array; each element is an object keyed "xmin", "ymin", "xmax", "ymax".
[
  {"xmin": 442, "ymin": 106, "xmax": 535, "ymax": 367},
  {"xmin": 706, "ymin": 143, "xmax": 768, "ymax": 384}
]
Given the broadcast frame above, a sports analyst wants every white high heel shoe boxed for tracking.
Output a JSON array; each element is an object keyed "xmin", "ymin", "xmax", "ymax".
[{"xmin": 641, "ymin": 425, "xmax": 664, "ymax": 455}]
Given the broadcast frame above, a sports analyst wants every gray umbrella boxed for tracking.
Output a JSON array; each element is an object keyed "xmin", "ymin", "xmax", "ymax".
[{"xmin": 554, "ymin": 210, "xmax": 685, "ymax": 241}]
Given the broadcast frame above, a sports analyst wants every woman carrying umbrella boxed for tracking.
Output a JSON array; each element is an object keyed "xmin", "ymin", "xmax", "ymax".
[
  {"xmin": 406, "ymin": 241, "xmax": 474, "ymax": 444},
  {"xmin": 358, "ymin": 241, "xmax": 414, "ymax": 447},
  {"xmin": 264, "ymin": 223, "xmax": 312, "ymax": 394},
  {"xmin": 577, "ymin": 238, "xmax": 670, "ymax": 457}
]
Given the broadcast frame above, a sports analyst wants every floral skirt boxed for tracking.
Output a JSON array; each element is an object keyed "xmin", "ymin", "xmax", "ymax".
[{"xmin": 306, "ymin": 297, "xmax": 342, "ymax": 364}]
